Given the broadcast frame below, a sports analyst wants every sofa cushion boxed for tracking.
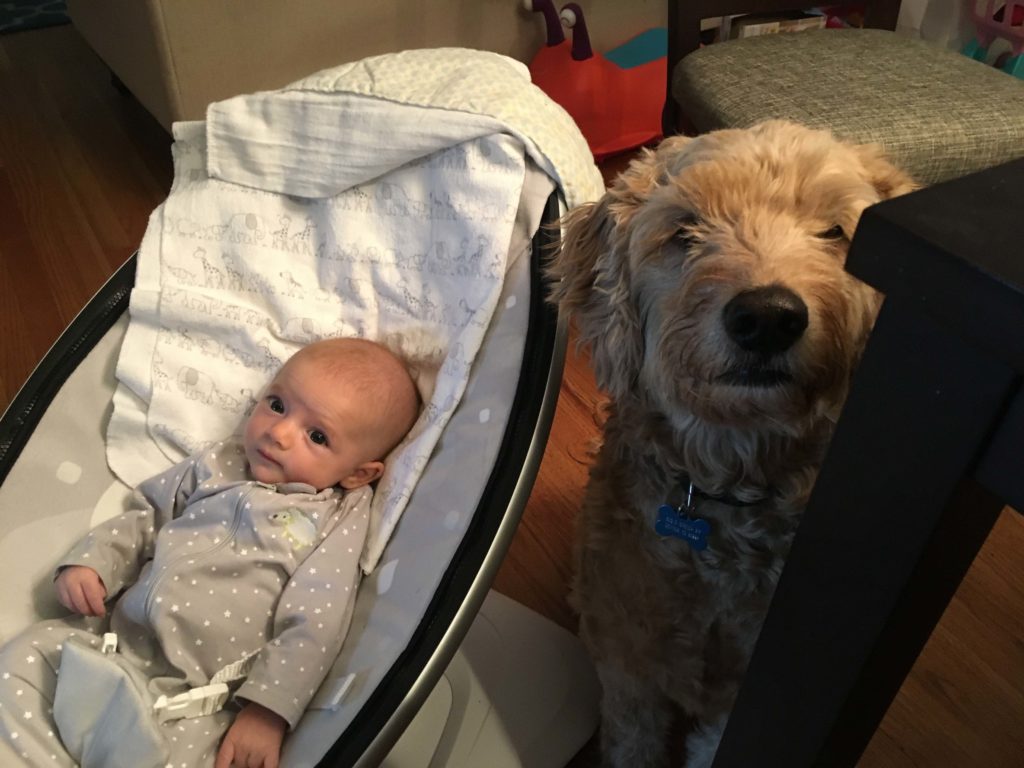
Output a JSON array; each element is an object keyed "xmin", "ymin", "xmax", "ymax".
[{"xmin": 673, "ymin": 28, "xmax": 1024, "ymax": 184}]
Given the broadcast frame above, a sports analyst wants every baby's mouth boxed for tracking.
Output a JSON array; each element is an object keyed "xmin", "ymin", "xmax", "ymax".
[{"xmin": 256, "ymin": 448, "xmax": 280, "ymax": 466}]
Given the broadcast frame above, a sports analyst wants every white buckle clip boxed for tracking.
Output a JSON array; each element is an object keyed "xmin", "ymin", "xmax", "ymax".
[
  {"xmin": 153, "ymin": 683, "xmax": 230, "ymax": 723},
  {"xmin": 100, "ymin": 633, "xmax": 118, "ymax": 655}
]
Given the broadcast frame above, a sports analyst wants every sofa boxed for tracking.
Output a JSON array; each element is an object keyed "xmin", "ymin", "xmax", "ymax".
[{"xmin": 67, "ymin": 0, "xmax": 665, "ymax": 131}]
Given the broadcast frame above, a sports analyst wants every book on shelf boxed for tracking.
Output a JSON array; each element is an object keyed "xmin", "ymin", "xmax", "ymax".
[{"xmin": 727, "ymin": 12, "xmax": 827, "ymax": 39}]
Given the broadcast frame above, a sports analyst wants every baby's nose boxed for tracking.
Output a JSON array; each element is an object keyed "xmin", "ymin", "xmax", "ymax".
[{"xmin": 269, "ymin": 420, "xmax": 295, "ymax": 446}]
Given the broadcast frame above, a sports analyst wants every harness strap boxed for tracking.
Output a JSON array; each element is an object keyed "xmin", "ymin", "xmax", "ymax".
[
  {"xmin": 152, "ymin": 647, "xmax": 261, "ymax": 723},
  {"xmin": 210, "ymin": 650, "xmax": 259, "ymax": 685}
]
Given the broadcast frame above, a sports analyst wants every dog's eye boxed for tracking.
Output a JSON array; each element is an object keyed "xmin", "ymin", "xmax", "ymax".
[
  {"xmin": 673, "ymin": 230, "xmax": 695, "ymax": 247},
  {"xmin": 673, "ymin": 220, "xmax": 701, "ymax": 248},
  {"xmin": 817, "ymin": 225, "xmax": 845, "ymax": 240}
]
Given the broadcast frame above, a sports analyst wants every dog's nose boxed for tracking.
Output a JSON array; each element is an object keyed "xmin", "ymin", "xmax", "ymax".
[{"xmin": 722, "ymin": 285, "xmax": 809, "ymax": 355}]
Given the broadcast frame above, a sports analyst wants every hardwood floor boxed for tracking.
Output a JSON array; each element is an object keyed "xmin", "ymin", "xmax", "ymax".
[
  {"xmin": 2, "ymin": 23, "xmax": 1022, "ymax": 768},
  {"xmin": 0, "ymin": 25, "xmax": 172, "ymax": 406}
]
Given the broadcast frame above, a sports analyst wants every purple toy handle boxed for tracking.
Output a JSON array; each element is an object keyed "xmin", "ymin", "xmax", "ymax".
[
  {"xmin": 561, "ymin": 3, "xmax": 593, "ymax": 60},
  {"xmin": 526, "ymin": 0, "xmax": 566, "ymax": 47}
]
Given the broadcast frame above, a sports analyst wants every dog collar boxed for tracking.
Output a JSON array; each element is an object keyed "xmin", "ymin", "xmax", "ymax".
[
  {"xmin": 654, "ymin": 479, "xmax": 766, "ymax": 551},
  {"xmin": 680, "ymin": 479, "xmax": 765, "ymax": 510}
]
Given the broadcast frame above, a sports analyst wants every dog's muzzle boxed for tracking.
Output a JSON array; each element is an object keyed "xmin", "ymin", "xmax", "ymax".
[{"xmin": 719, "ymin": 284, "xmax": 807, "ymax": 387}]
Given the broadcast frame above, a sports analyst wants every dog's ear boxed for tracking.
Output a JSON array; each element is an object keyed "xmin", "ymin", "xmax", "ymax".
[
  {"xmin": 548, "ymin": 145, "xmax": 687, "ymax": 398},
  {"xmin": 547, "ymin": 191, "xmax": 644, "ymax": 400},
  {"xmin": 854, "ymin": 143, "xmax": 919, "ymax": 200}
]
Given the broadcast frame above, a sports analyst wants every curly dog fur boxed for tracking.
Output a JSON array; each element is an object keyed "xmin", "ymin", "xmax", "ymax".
[{"xmin": 549, "ymin": 121, "xmax": 916, "ymax": 768}]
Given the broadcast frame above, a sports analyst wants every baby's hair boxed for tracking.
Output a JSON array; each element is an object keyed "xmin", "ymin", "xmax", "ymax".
[{"xmin": 289, "ymin": 337, "xmax": 421, "ymax": 458}]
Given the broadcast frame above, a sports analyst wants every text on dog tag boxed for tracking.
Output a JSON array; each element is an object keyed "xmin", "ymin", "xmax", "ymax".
[{"xmin": 655, "ymin": 504, "xmax": 710, "ymax": 551}]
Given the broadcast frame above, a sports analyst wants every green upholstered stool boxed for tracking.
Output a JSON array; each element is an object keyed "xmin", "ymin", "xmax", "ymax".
[{"xmin": 672, "ymin": 28, "xmax": 1024, "ymax": 184}]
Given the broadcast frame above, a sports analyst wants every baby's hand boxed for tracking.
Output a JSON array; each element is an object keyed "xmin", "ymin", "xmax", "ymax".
[
  {"xmin": 55, "ymin": 565, "xmax": 107, "ymax": 617},
  {"xmin": 215, "ymin": 702, "xmax": 288, "ymax": 768}
]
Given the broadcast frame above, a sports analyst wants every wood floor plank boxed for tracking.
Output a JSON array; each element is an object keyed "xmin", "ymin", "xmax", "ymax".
[{"xmin": 0, "ymin": 25, "xmax": 171, "ymax": 409}]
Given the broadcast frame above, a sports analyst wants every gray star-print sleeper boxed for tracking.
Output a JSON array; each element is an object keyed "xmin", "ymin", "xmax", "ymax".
[{"xmin": 0, "ymin": 437, "xmax": 371, "ymax": 767}]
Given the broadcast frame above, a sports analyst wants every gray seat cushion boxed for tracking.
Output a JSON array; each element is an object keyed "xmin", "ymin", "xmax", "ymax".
[{"xmin": 673, "ymin": 28, "xmax": 1024, "ymax": 184}]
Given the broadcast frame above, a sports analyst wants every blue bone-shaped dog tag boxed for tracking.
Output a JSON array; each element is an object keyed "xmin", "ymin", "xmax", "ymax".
[{"xmin": 655, "ymin": 504, "xmax": 710, "ymax": 551}]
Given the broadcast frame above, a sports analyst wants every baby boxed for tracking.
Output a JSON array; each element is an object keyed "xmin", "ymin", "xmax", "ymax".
[{"xmin": 0, "ymin": 337, "xmax": 420, "ymax": 768}]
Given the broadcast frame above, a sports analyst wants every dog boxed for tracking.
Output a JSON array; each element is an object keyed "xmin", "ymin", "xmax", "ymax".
[{"xmin": 548, "ymin": 121, "xmax": 916, "ymax": 768}]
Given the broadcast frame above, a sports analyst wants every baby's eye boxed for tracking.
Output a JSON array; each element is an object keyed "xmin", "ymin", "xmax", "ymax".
[
  {"xmin": 308, "ymin": 429, "xmax": 329, "ymax": 446},
  {"xmin": 268, "ymin": 396, "xmax": 284, "ymax": 414}
]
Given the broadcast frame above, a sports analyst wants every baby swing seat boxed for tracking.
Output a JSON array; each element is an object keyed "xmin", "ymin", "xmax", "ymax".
[{"xmin": 0, "ymin": 48, "xmax": 603, "ymax": 767}]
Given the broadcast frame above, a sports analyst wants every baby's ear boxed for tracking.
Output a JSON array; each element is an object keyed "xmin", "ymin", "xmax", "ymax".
[{"xmin": 339, "ymin": 461, "xmax": 385, "ymax": 489}]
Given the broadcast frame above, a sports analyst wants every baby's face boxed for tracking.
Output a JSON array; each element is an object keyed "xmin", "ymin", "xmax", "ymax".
[{"xmin": 243, "ymin": 354, "xmax": 381, "ymax": 490}]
